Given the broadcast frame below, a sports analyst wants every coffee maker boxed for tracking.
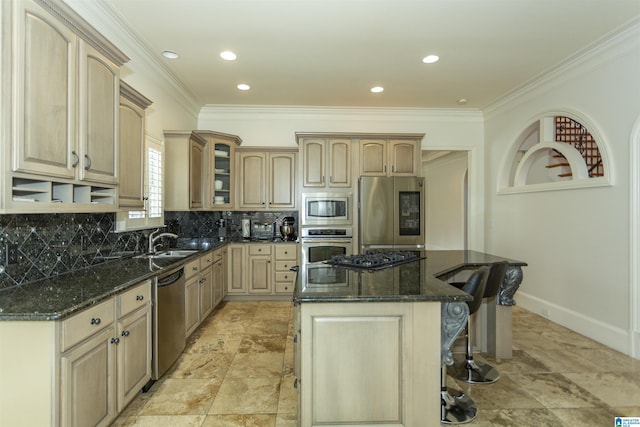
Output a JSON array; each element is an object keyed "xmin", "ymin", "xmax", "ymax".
[{"xmin": 279, "ymin": 216, "xmax": 296, "ymax": 241}]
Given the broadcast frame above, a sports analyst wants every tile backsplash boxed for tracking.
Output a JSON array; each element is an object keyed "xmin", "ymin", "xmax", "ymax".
[
  {"xmin": 0, "ymin": 210, "xmax": 298, "ymax": 290},
  {"xmin": 0, "ymin": 213, "xmax": 143, "ymax": 290}
]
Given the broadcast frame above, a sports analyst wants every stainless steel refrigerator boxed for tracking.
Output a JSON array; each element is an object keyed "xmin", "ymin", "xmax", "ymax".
[{"xmin": 359, "ymin": 176, "xmax": 425, "ymax": 250}]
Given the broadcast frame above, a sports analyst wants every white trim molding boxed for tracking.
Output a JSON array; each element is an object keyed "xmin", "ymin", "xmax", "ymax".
[{"xmin": 630, "ymin": 115, "xmax": 640, "ymax": 359}]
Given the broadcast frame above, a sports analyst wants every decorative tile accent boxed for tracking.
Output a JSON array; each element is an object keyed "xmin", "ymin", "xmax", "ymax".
[
  {"xmin": 0, "ymin": 213, "xmax": 145, "ymax": 290},
  {"xmin": 0, "ymin": 210, "xmax": 298, "ymax": 290}
]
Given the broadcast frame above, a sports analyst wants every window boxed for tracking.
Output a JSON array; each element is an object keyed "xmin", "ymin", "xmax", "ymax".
[{"xmin": 500, "ymin": 113, "xmax": 610, "ymax": 193}]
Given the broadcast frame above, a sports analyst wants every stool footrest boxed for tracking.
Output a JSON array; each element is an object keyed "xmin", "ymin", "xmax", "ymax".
[{"xmin": 450, "ymin": 358, "xmax": 501, "ymax": 384}]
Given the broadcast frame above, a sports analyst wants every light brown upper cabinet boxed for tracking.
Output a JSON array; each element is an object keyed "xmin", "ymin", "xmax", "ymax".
[
  {"xmin": 164, "ymin": 131, "xmax": 207, "ymax": 210},
  {"xmin": 119, "ymin": 82, "xmax": 152, "ymax": 209},
  {"xmin": 3, "ymin": 0, "xmax": 129, "ymax": 212},
  {"xmin": 360, "ymin": 138, "xmax": 421, "ymax": 177},
  {"xmin": 77, "ymin": 41, "xmax": 120, "ymax": 185},
  {"xmin": 300, "ymin": 137, "xmax": 352, "ymax": 189},
  {"xmin": 236, "ymin": 149, "xmax": 296, "ymax": 210},
  {"xmin": 195, "ymin": 130, "xmax": 242, "ymax": 210}
]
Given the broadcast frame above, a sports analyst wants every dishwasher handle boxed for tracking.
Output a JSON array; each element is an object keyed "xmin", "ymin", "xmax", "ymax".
[{"xmin": 157, "ymin": 268, "xmax": 184, "ymax": 287}]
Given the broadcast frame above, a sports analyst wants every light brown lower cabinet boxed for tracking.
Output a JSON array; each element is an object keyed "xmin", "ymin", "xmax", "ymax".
[
  {"xmin": 295, "ymin": 301, "xmax": 441, "ymax": 427},
  {"xmin": 0, "ymin": 280, "xmax": 151, "ymax": 427},
  {"xmin": 227, "ymin": 243, "xmax": 298, "ymax": 296},
  {"xmin": 185, "ymin": 249, "xmax": 226, "ymax": 338}
]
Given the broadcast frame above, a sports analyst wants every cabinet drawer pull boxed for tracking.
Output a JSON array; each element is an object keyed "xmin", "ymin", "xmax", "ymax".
[
  {"xmin": 110, "ymin": 337, "xmax": 120, "ymax": 344},
  {"xmin": 136, "ymin": 295, "xmax": 144, "ymax": 301},
  {"xmin": 121, "ymin": 330, "xmax": 130, "ymax": 337},
  {"xmin": 284, "ymin": 275, "xmax": 288, "ymax": 279},
  {"xmin": 90, "ymin": 317, "xmax": 101, "ymax": 325}
]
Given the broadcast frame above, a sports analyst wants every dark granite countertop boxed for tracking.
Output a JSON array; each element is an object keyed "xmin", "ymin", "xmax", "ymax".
[
  {"xmin": 293, "ymin": 250, "xmax": 527, "ymax": 304},
  {"xmin": 0, "ymin": 244, "xmax": 226, "ymax": 321},
  {"xmin": 0, "ymin": 237, "xmax": 299, "ymax": 321}
]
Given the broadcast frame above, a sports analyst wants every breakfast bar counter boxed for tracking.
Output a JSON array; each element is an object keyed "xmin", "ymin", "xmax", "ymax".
[{"xmin": 292, "ymin": 250, "xmax": 526, "ymax": 427}]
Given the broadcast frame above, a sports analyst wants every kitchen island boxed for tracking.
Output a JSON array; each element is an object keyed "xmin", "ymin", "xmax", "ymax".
[{"xmin": 292, "ymin": 250, "xmax": 526, "ymax": 427}]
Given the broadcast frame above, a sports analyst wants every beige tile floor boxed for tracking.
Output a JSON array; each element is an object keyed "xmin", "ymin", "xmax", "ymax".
[{"xmin": 112, "ymin": 301, "xmax": 640, "ymax": 427}]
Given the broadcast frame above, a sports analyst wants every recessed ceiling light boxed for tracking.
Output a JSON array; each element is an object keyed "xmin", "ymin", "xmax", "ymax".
[
  {"xmin": 371, "ymin": 86, "xmax": 384, "ymax": 93},
  {"xmin": 220, "ymin": 51, "xmax": 237, "ymax": 61},
  {"xmin": 422, "ymin": 54, "xmax": 439, "ymax": 64},
  {"xmin": 161, "ymin": 50, "xmax": 180, "ymax": 59},
  {"xmin": 237, "ymin": 83, "xmax": 250, "ymax": 91},
  {"xmin": 457, "ymin": 98, "xmax": 468, "ymax": 105}
]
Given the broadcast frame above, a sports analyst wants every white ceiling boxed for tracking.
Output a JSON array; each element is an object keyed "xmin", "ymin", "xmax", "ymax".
[{"xmin": 103, "ymin": 0, "xmax": 640, "ymax": 109}]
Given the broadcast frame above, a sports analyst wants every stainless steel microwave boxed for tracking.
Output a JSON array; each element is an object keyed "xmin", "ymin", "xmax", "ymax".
[{"xmin": 301, "ymin": 193, "xmax": 351, "ymax": 225}]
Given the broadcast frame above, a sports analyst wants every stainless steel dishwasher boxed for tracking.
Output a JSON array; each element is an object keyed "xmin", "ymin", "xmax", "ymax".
[{"xmin": 151, "ymin": 264, "xmax": 186, "ymax": 381}]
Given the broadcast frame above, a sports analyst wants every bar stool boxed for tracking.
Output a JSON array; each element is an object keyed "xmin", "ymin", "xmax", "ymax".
[
  {"xmin": 451, "ymin": 261, "xmax": 509, "ymax": 384},
  {"xmin": 441, "ymin": 266, "xmax": 489, "ymax": 424}
]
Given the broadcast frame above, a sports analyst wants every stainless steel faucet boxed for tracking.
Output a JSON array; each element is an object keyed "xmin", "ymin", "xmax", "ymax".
[{"xmin": 148, "ymin": 229, "xmax": 178, "ymax": 253}]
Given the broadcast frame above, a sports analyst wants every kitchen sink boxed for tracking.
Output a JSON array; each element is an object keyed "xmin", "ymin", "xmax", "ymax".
[{"xmin": 136, "ymin": 249, "xmax": 199, "ymax": 259}]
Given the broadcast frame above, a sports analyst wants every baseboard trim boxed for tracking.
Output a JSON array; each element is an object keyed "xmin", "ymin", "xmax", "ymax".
[{"xmin": 516, "ymin": 292, "xmax": 632, "ymax": 357}]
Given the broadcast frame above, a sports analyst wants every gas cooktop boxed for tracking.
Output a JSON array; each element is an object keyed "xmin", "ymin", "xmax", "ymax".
[{"xmin": 326, "ymin": 250, "xmax": 423, "ymax": 270}]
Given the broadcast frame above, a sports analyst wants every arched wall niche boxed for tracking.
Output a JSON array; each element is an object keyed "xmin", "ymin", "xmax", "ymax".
[{"xmin": 498, "ymin": 110, "xmax": 612, "ymax": 194}]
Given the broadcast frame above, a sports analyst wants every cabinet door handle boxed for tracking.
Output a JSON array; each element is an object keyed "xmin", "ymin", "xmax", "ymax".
[
  {"xmin": 84, "ymin": 154, "xmax": 92, "ymax": 171},
  {"xmin": 121, "ymin": 330, "xmax": 130, "ymax": 337},
  {"xmin": 136, "ymin": 295, "xmax": 144, "ymax": 301},
  {"xmin": 110, "ymin": 337, "xmax": 120, "ymax": 344},
  {"xmin": 90, "ymin": 317, "xmax": 101, "ymax": 325},
  {"xmin": 71, "ymin": 151, "xmax": 79, "ymax": 168}
]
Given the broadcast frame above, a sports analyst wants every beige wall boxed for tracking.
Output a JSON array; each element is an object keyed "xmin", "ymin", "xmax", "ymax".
[
  {"xmin": 423, "ymin": 151, "xmax": 468, "ymax": 250},
  {"xmin": 484, "ymin": 23, "xmax": 640, "ymax": 356}
]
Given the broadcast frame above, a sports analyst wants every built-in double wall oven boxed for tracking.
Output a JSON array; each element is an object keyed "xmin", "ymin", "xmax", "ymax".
[
  {"xmin": 299, "ymin": 192, "xmax": 354, "ymax": 288},
  {"xmin": 300, "ymin": 227, "xmax": 353, "ymax": 289}
]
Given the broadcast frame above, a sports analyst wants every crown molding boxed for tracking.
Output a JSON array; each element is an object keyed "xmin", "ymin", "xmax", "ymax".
[
  {"xmin": 483, "ymin": 17, "xmax": 640, "ymax": 119},
  {"xmin": 199, "ymin": 105, "xmax": 484, "ymax": 122}
]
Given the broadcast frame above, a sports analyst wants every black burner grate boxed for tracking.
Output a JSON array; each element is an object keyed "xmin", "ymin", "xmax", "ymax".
[{"xmin": 326, "ymin": 250, "xmax": 422, "ymax": 270}]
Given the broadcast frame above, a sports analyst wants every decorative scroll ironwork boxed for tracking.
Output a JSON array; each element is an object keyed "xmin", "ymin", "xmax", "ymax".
[
  {"xmin": 441, "ymin": 302, "xmax": 469, "ymax": 365},
  {"xmin": 497, "ymin": 266, "xmax": 524, "ymax": 306}
]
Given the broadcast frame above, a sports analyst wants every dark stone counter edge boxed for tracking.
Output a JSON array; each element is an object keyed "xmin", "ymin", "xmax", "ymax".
[
  {"xmin": 293, "ymin": 294, "xmax": 473, "ymax": 304},
  {"xmin": 1, "ymin": 240, "xmax": 300, "ymax": 322},
  {"xmin": 292, "ymin": 250, "xmax": 527, "ymax": 305}
]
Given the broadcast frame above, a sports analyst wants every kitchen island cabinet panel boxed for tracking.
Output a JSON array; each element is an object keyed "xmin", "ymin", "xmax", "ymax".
[{"xmin": 298, "ymin": 302, "xmax": 440, "ymax": 427}]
